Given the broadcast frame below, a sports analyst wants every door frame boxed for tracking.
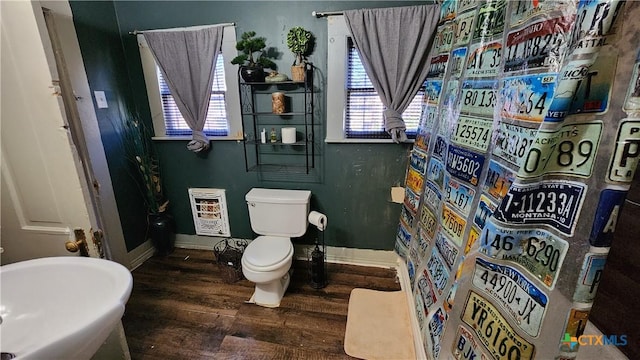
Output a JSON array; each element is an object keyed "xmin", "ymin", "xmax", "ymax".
[{"xmin": 35, "ymin": 0, "xmax": 129, "ymax": 266}]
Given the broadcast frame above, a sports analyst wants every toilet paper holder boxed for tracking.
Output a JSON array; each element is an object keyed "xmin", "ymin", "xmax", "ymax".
[{"xmin": 308, "ymin": 211, "xmax": 328, "ymax": 289}]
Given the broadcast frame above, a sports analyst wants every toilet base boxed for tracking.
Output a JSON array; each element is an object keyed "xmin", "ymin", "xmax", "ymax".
[{"xmin": 249, "ymin": 269, "xmax": 292, "ymax": 308}]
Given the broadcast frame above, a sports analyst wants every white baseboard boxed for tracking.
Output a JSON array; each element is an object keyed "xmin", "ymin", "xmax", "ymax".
[
  {"xmin": 169, "ymin": 234, "xmax": 399, "ymax": 268},
  {"xmin": 294, "ymin": 244, "xmax": 398, "ymax": 268},
  {"xmin": 126, "ymin": 240, "xmax": 154, "ymax": 271}
]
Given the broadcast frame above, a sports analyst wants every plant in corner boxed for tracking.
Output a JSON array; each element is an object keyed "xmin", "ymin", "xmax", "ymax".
[
  {"xmin": 231, "ymin": 31, "xmax": 277, "ymax": 82},
  {"xmin": 122, "ymin": 118, "xmax": 174, "ymax": 256},
  {"xmin": 286, "ymin": 26, "xmax": 313, "ymax": 82}
]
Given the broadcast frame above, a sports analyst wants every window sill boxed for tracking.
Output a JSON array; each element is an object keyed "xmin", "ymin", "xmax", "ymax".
[
  {"xmin": 325, "ymin": 137, "xmax": 415, "ymax": 144},
  {"xmin": 152, "ymin": 134, "xmax": 244, "ymax": 141}
]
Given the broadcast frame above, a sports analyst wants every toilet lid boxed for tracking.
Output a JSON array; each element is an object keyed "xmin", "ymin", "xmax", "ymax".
[{"xmin": 244, "ymin": 236, "xmax": 293, "ymax": 268}]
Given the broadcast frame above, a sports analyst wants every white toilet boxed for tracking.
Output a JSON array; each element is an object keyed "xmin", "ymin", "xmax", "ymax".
[{"xmin": 242, "ymin": 188, "xmax": 311, "ymax": 307}]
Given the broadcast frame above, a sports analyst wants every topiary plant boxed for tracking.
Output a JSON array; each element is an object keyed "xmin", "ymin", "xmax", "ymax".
[
  {"xmin": 230, "ymin": 31, "xmax": 276, "ymax": 69},
  {"xmin": 286, "ymin": 27, "xmax": 313, "ymax": 66}
]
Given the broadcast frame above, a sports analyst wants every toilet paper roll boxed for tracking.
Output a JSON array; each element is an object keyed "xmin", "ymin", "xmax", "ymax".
[
  {"xmin": 308, "ymin": 211, "xmax": 327, "ymax": 231},
  {"xmin": 282, "ymin": 127, "xmax": 297, "ymax": 144}
]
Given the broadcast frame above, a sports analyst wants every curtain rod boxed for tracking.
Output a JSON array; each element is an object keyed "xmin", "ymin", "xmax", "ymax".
[
  {"xmin": 312, "ymin": 11, "xmax": 343, "ymax": 18},
  {"xmin": 128, "ymin": 22, "xmax": 235, "ymax": 35}
]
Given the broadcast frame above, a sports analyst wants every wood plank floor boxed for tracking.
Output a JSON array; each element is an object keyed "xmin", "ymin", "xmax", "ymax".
[{"xmin": 122, "ymin": 248, "xmax": 401, "ymax": 359}]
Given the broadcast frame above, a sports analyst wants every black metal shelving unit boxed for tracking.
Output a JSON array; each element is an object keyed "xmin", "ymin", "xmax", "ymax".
[{"xmin": 239, "ymin": 64, "xmax": 314, "ymax": 174}]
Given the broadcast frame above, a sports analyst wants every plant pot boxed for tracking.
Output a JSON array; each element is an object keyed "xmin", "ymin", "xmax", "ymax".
[
  {"xmin": 291, "ymin": 64, "xmax": 305, "ymax": 82},
  {"xmin": 240, "ymin": 66, "xmax": 265, "ymax": 82},
  {"xmin": 148, "ymin": 212, "xmax": 175, "ymax": 256}
]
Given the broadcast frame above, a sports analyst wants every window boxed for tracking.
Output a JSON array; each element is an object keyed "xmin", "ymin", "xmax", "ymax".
[
  {"xmin": 157, "ymin": 55, "xmax": 228, "ymax": 136},
  {"xmin": 327, "ymin": 15, "xmax": 423, "ymax": 143},
  {"xmin": 346, "ymin": 39, "xmax": 424, "ymax": 139},
  {"xmin": 138, "ymin": 26, "xmax": 242, "ymax": 140}
]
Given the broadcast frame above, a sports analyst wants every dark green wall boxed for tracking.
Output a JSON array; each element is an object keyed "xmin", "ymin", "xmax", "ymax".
[
  {"xmin": 70, "ymin": 0, "xmax": 149, "ymax": 251},
  {"xmin": 71, "ymin": 0, "xmax": 429, "ymax": 251}
]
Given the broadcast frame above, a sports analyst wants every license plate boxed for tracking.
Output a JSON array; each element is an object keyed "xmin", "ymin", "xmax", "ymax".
[
  {"xmin": 416, "ymin": 226, "xmax": 431, "ymax": 259},
  {"xmin": 460, "ymin": 79, "xmax": 497, "ymax": 117},
  {"xmin": 410, "ymin": 149, "xmax": 429, "ymax": 175},
  {"xmin": 428, "ymin": 308, "xmax": 448, "ymax": 359},
  {"xmin": 433, "ymin": 135, "xmax": 448, "ymax": 160},
  {"xmin": 418, "ymin": 270, "xmax": 438, "ymax": 309},
  {"xmin": 465, "ymin": 226, "xmax": 481, "ymax": 255},
  {"xmin": 414, "ymin": 129, "xmax": 432, "ymax": 154},
  {"xmin": 501, "ymin": 73, "xmax": 557, "ymax": 123},
  {"xmin": 560, "ymin": 307, "xmax": 590, "ymax": 353},
  {"xmin": 440, "ymin": 0, "xmax": 456, "ymax": 24},
  {"xmin": 420, "ymin": 206, "xmax": 438, "ymax": 240},
  {"xmin": 545, "ymin": 58, "xmax": 596, "ymax": 122},
  {"xmin": 427, "ymin": 158, "xmax": 446, "ymax": 190},
  {"xmin": 473, "ymin": 194, "xmax": 497, "ymax": 230},
  {"xmin": 458, "ymin": 0, "xmax": 479, "ymax": 14},
  {"xmin": 432, "ymin": 22, "xmax": 456, "ymax": 56},
  {"xmin": 473, "ymin": 258, "xmax": 549, "ymax": 337},
  {"xmin": 422, "ymin": 105, "xmax": 438, "ymax": 130},
  {"xmin": 462, "ymin": 290, "xmax": 535, "ymax": 360},
  {"xmin": 443, "ymin": 80, "xmax": 460, "ymax": 107},
  {"xmin": 446, "ymin": 144, "xmax": 486, "ymax": 186},
  {"xmin": 441, "ymin": 204, "xmax": 467, "ymax": 246},
  {"xmin": 400, "ymin": 204, "xmax": 415, "ymax": 228},
  {"xmin": 450, "ymin": 47, "xmax": 468, "ymax": 78},
  {"xmin": 439, "ymin": 108, "xmax": 454, "ymax": 137},
  {"xmin": 452, "ymin": 115, "xmax": 493, "ymax": 152},
  {"xmin": 480, "ymin": 221, "xmax": 569, "ymax": 289},
  {"xmin": 427, "ymin": 247, "xmax": 450, "ymax": 295},
  {"xmin": 467, "ymin": 40, "xmax": 502, "ymax": 78},
  {"xmin": 473, "ymin": 0, "xmax": 507, "ymax": 41},
  {"xmin": 574, "ymin": 253, "xmax": 607, "ymax": 303},
  {"xmin": 624, "ymin": 52, "xmax": 640, "ymax": 112},
  {"xmin": 406, "ymin": 168, "xmax": 425, "ymax": 195},
  {"xmin": 483, "ymin": 160, "xmax": 515, "ymax": 202},
  {"xmin": 492, "ymin": 122, "xmax": 539, "ymax": 168},
  {"xmin": 494, "ymin": 180, "xmax": 586, "ymax": 236},
  {"xmin": 504, "ymin": 16, "xmax": 573, "ymax": 73},
  {"xmin": 435, "ymin": 231, "xmax": 460, "ymax": 270},
  {"xmin": 427, "ymin": 53, "xmax": 450, "ymax": 79},
  {"xmin": 453, "ymin": 325, "xmax": 490, "ymax": 360},
  {"xmin": 424, "ymin": 181, "xmax": 443, "ymax": 212},
  {"xmin": 396, "ymin": 222, "xmax": 411, "ymax": 248},
  {"xmin": 569, "ymin": 0, "xmax": 624, "ymax": 55},
  {"xmin": 608, "ymin": 120, "xmax": 640, "ymax": 182},
  {"xmin": 510, "ymin": 0, "xmax": 573, "ymax": 27},
  {"xmin": 570, "ymin": 52, "xmax": 616, "ymax": 114},
  {"xmin": 519, "ymin": 122, "xmax": 603, "ymax": 178},
  {"xmin": 454, "ymin": 9, "xmax": 476, "ymax": 47},
  {"xmin": 589, "ymin": 189, "xmax": 627, "ymax": 247},
  {"xmin": 404, "ymin": 187, "xmax": 420, "ymax": 214},
  {"xmin": 444, "ymin": 174, "xmax": 476, "ymax": 216},
  {"xmin": 425, "ymin": 80, "xmax": 443, "ymax": 105}
]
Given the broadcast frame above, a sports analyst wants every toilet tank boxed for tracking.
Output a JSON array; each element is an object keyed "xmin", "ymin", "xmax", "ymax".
[{"xmin": 245, "ymin": 188, "xmax": 311, "ymax": 237}]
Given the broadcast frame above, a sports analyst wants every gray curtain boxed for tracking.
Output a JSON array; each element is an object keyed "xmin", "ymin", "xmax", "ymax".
[
  {"xmin": 143, "ymin": 25, "xmax": 224, "ymax": 153},
  {"xmin": 344, "ymin": 5, "xmax": 439, "ymax": 143}
]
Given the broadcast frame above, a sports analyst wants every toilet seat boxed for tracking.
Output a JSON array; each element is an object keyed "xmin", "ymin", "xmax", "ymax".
[{"xmin": 243, "ymin": 236, "xmax": 293, "ymax": 272}]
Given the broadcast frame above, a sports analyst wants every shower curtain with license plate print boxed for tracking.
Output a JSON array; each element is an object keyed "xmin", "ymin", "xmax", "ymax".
[{"xmin": 395, "ymin": 0, "xmax": 640, "ymax": 359}]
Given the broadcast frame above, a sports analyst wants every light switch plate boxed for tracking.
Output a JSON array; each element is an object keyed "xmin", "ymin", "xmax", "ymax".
[{"xmin": 94, "ymin": 91, "xmax": 108, "ymax": 109}]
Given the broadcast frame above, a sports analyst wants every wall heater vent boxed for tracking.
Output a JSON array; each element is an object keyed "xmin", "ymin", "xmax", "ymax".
[{"xmin": 188, "ymin": 188, "xmax": 231, "ymax": 237}]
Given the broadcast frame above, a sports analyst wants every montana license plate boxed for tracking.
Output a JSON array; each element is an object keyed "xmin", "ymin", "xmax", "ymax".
[{"xmin": 494, "ymin": 180, "xmax": 586, "ymax": 236}]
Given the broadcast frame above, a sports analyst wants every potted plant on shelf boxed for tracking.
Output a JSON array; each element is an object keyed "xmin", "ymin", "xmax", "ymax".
[
  {"xmin": 286, "ymin": 26, "xmax": 313, "ymax": 82},
  {"xmin": 122, "ymin": 118, "xmax": 174, "ymax": 256},
  {"xmin": 231, "ymin": 31, "xmax": 277, "ymax": 82}
]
